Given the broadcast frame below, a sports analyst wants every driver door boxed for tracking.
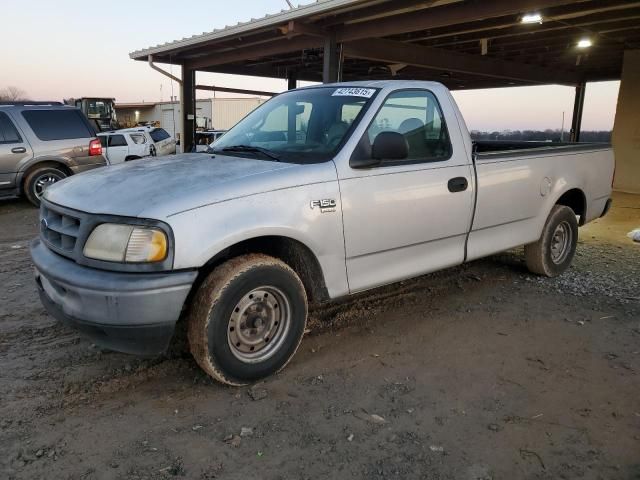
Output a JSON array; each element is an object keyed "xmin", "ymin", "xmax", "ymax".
[{"xmin": 338, "ymin": 89, "xmax": 475, "ymax": 293}]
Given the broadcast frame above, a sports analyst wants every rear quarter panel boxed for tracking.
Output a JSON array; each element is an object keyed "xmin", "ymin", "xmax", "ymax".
[{"xmin": 467, "ymin": 146, "xmax": 614, "ymax": 261}]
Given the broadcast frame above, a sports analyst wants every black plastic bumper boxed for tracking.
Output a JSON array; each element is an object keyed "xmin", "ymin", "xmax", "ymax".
[
  {"xmin": 31, "ymin": 238, "xmax": 198, "ymax": 356},
  {"xmin": 38, "ymin": 286, "xmax": 176, "ymax": 356}
]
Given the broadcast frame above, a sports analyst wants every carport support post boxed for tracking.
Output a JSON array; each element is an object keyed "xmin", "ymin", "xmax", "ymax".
[
  {"xmin": 570, "ymin": 81, "xmax": 586, "ymax": 142},
  {"xmin": 323, "ymin": 32, "xmax": 340, "ymax": 83},
  {"xmin": 181, "ymin": 65, "xmax": 196, "ymax": 153},
  {"xmin": 287, "ymin": 70, "xmax": 298, "ymax": 90}
]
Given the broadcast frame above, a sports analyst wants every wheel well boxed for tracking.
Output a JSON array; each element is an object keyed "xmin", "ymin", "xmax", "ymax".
[
  {"xmin": 20, "ymin": 161, "xmax": 72, "ymax": 194},
  {"xmin": 196, "ymin": 236, "xmax": 330, "ymax": 304},
  {"xmin": 555, "ymin": 188, "xmax": 586, "ymax": 225}
]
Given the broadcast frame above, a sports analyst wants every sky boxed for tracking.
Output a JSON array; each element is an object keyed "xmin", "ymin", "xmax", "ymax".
[{"xmin": 0, "ymin": 0, "xmax": 621, "ymax": 131}]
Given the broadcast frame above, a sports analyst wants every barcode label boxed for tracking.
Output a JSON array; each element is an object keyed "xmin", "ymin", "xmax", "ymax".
[{"xmin": 332, "ymin": 88, "xmax": 376, "ymax": 98}]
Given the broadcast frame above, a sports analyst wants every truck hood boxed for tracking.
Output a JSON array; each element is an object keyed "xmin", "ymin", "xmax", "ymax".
[{"xmin": 44, "ymin": 153, "xmax": 304, "ymax": 218}]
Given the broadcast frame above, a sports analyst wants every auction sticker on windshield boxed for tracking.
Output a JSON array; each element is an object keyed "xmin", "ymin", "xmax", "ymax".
[{"xmin": 332, "ymin": 87, "xmax": 376, "ymax": 98}]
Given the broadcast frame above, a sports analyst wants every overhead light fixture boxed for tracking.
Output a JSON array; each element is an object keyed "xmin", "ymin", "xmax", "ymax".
[
  {"xmin": 521, "ymin": 13, "xmax": 543, "ymax": 24},
  {"xmin": 577, "ymin": 38, "xmax": 592, "ymax": 48}
]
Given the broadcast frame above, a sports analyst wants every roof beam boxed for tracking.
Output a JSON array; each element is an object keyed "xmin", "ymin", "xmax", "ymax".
[
  {"xmin": 404, "ymin": 1, "xmax": 640, "ymax": 43},
  {"xmin": 282, "ymin": 20, "xmax": 328, "ymax": 38},
  {"xmin": 195, "ymin": 85, "xmax": 277, "ymax": 96},
  {"xmin": 424, "ymin": 14, "xmax": 640, "ymax": 48},
  {"xmin": 342, "ymin": 37, "xmax": 579, "ymax": 85},
  {"xmin": 338, "ymin": 0, "xmax": 588, "ymax": 42},
  {"xmin": 185, "ymin": 35, "xmax": 323, "ymax": 70}
]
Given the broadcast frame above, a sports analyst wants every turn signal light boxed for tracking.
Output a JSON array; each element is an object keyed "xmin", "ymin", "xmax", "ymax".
[{"xmin": 89, "ymin": 138, "xmax": 102, "ymax": 156}]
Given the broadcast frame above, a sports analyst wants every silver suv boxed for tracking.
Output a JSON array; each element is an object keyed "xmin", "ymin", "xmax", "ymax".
[{"xmin": 0, "ymin": 102, "xmax": 107, "ymax": 206}]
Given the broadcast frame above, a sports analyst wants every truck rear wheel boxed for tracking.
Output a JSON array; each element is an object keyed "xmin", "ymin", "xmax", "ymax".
[
  {"xmin": 187, "ymin": 254, "xmax": 307, "ymax": 385},
  {"xmin": 525, "ymin": 205, "xmax": 578, "ymax": 277}
]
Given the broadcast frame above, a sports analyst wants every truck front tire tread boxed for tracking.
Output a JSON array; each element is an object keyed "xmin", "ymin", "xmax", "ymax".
[{"xmin": 187, "ymin": 254, "xmax": 307, "ymax": 386}]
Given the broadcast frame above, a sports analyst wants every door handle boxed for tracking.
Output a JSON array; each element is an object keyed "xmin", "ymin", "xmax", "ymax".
[
  {"xmin": 448, "ymin": 177, "xmax": 468, "ymax": 193},
  {"xmin": 11, "ymin": 147, "xmax": 27, "ymax": 154}
]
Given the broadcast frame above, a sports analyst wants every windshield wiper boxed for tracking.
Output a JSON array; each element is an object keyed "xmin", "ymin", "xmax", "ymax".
[{"xmin": 219, "ymin": 145, "xmax": 281, "ymax": 161}]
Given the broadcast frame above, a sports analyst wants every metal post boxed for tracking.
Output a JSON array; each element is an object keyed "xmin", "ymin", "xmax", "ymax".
[
  {"xmin": 570, "ymin": 81, "xmax": 586, "ymax": 143},
  {"xmin": 181, "ymin": 65, "xmax": 196, "ymax": 153},
  {"xmin": 323, "ymin": 33, "xmax": 340, "ymax": 83},
  {"xmin": 287, "ymin": 70, "xmax": 298, "ymax": 90}
]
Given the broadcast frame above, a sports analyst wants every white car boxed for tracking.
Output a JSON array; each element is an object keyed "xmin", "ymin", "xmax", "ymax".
[
  {"xmin": 124, "ymin": 126, "xmax": 177, "ymax": 156},
  {"xmin": 98, "ymin": 131, "xmax": 152, "ymax": 164}
]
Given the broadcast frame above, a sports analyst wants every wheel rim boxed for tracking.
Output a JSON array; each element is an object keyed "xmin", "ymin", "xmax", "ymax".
[
  {"xmin": 550, "ymin": 221, "xmax": 572, "ymax": 264},
  {"xmin": 34, "ymin": 173, "xmax": 63, "ymax": 198},
  {"xmin": 227, "ymin": 286, "xmax": 291, "ymax": 364}
]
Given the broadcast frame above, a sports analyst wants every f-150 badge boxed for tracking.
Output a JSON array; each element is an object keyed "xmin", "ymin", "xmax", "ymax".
[{"xmin": 310, "ymin": 199, "xmax": 336, "ymax": 213}]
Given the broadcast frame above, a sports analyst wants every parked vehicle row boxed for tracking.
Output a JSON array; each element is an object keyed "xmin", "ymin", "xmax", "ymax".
[
  {"xmin": 0, "ymin": 101, "xmax": 178, "ymax": 206},
  {"xmin": 0, "ymin": 102, "xmax": 106, "ymax": 206},
  {"xmin": 31, "ymin": 81, "xmax": 615, "ymax": 386},
  {"xmin": 98, "ymin": 127, "xmax": 175, "ymax": 164}
]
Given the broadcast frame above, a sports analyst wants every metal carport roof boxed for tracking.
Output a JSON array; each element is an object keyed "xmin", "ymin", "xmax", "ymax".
[{"xmin": 130, "ymin": 0, "xmax": 639, "ymax": 89}]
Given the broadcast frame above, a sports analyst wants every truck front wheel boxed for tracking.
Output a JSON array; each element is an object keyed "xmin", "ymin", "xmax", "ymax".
[
  {"xmin": 187, "ymin": 254, "xmax": 308, "ymax": 385},
  {"xmin": 525, "ymin": 205, "xmax": 578, "ymax": 277}
]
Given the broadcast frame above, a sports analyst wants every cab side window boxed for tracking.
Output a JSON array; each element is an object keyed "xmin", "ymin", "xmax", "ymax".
[
  {"xmin": 0, "ymin": 112, "xmax": 22, "ymax": 144},
  {"xmin": 367, "ymin": 90, "xmax": 451, "ymax": 163}
]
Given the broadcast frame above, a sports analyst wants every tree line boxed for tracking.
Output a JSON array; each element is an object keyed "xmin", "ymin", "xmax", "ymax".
[
  {"xmin": 470, "ymin": 129, "xmax": 612, "ymax": 143},
  {"xmin": 0, "ymin": 86, "xmax": 29, "ymax": 102}
]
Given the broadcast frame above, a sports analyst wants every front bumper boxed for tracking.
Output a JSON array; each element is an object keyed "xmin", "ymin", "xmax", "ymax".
[{"xmin": 31, "ymin": 238, "xmax": 197, "ymax": 355}]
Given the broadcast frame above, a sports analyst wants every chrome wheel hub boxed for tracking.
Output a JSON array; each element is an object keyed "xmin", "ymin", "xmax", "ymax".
[
  {"xmin": 550, "ymin": 221, "xmax": 572, "ymax": 264},
  {"xmin": 227, "ymin": 286, "xmax": 291, "ymax": 363},
  {"xmin": 35, "ymin": 174, "xmax": 62, "ymax": 198}
]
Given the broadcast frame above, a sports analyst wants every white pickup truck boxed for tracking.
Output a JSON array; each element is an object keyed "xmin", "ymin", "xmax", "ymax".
[{"xmin": 30, "ymin": 81, "xmax": 614, "ymax": 385}]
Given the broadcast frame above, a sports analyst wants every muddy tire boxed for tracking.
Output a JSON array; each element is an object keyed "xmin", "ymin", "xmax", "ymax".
[
  {"xmin": 187, "ymin": 254, "xmax": 307, "ymax": 386},
  {"xmin": 24, "ymin": 166, "xmax": 67, "ymax": 207},
  {"xmin": 525, "ymin": 205, "xmax": 578, "ymax": 277}
]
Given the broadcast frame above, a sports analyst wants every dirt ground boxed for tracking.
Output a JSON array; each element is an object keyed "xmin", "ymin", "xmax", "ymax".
[{"xmin": 1, "ymin": 193, "xmax": 638, "ymax": 480}]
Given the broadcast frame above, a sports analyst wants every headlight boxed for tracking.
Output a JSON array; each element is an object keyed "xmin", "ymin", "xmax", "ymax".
[{"xmin": 83, "ymin": 224, "xmax": 168, "ymax": 263}]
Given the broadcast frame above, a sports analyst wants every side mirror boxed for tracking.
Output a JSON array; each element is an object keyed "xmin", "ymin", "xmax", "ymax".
[{"xmin": 372, "ymin": 131, "xmax": 409, "ymax": 160}]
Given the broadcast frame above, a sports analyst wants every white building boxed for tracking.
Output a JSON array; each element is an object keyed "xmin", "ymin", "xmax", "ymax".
[{"xmin": 116, "ymin": 97, "xmax": 267, "ymax": 135}]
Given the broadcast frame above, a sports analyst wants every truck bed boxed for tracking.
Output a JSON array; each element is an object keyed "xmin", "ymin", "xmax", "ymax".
[{"xmin": 473, "ymin": 140, "xmax": 611, "ymax": 155}]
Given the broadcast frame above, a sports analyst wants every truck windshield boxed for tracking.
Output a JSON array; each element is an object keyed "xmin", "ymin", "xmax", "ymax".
[
  {"xmin": 211, "ymin": 87, "xmax": 378, "ymax": 163},
  {"xmin": 87, "ymin": 100, "xmax": 110, "ymax": 119}
]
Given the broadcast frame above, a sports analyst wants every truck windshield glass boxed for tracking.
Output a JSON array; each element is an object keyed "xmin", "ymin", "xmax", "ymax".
[{"xmin": 211, "ymin": 87, "xmax": 378, "ymax": 163}]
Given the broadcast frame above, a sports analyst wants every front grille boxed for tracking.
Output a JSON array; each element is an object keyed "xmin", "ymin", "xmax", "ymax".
[{"xmin": 40, "ymin": 203, "xmax": 82, "ymax": 257}]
